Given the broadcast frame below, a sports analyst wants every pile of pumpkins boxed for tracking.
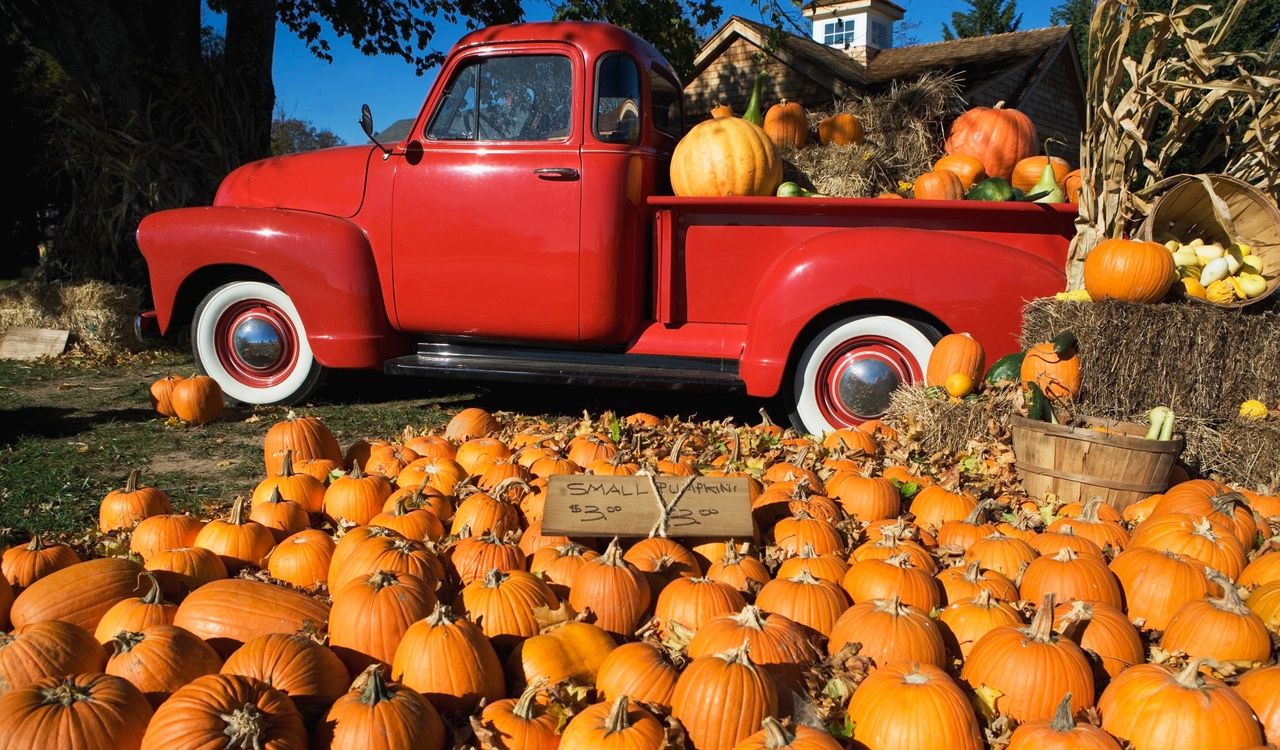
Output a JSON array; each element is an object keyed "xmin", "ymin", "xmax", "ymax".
[
  {"xmin": 1, "ymin": 406, "xmax": 1279, "ymax": 750},
  {"xmin": 671, "ymin": 72, "xmax": 862, "ymax": 199},
  {"xmin": 908, "ymin": 103, "xmax": 1079, "ymax": 204}
]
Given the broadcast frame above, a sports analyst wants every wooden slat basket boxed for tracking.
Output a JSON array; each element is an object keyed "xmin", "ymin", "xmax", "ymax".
[{"xmin": 1010, "ymin": 416, "xmax": 1183, "ymax": 510}]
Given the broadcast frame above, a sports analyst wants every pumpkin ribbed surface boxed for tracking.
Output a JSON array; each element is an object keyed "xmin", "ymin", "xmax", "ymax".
[
  {"xmin": 172, "ymin": 578, "xmax": 330, "ymax": 657},
  {"xmin": 671, "ymin": 118, "xmax": 782, "ymax": 197},
  {"xmin": 140, "ymin": 673, "xmax": 306, "ymax": 750},
  {"xmin": 847, "ymin": 661, "xmax": 983, "ymax": 750}
]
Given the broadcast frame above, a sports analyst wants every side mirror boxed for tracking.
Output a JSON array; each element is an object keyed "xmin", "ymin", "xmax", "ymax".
[{"xmin": 359, "ymin": 103, "xmax": 390, "ymax": 158}]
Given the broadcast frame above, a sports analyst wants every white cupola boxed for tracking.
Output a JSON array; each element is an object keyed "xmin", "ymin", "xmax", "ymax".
[{"xmin": 803, "ymin": 0, "xmax": 906, "ymax": 63}]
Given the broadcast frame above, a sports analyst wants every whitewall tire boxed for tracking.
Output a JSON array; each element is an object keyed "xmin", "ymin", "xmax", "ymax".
[
  {"xmin": 191, "ymin": 281, "xmax": 325, "ymax": 405},
  {"xmin": 788, "ymin": 315, "xmax": 937, "ymax": 435}
]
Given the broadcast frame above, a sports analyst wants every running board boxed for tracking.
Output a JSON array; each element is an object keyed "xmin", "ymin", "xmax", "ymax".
[{"xmin": 384, "ymin": 341, "xmax": 743, "ymax": 391}]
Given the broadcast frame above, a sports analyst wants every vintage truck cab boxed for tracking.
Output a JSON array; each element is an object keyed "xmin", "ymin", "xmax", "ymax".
[{"xmin": 138, "ymin": 21, "xmax": 1076, "ymax": 435}]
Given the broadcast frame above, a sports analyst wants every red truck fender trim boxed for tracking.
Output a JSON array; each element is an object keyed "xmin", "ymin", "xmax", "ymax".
[
  {"xmin": 738, "ymin": 226, "xmax": 1069, "ymax": 397},
  {"xmin": 137, "ymin": 206, "xmax": 406, "ymax": 369}
]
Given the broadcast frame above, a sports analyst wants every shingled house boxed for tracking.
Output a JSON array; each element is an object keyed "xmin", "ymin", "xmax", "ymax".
[{"xmin": 684, "ymin": 0, "xmax": 1086, "ymax": 157}]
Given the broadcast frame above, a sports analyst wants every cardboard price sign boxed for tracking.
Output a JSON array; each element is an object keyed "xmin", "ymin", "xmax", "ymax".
[{"xmin": 541, "ymin": 475, "xmax": 753, "ymax": 538}]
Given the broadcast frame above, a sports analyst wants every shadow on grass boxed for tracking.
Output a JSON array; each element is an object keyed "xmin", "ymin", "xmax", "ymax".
[{"xmin": 0, "ymin": 406, "xmax": 157, "ymax": 446}]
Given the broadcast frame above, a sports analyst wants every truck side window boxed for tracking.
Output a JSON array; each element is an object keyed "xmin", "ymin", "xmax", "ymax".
[
  {"xmin": 595, "ymin": 54, "xmax": 641, "ymax": 144},
  {"xmin": 426, "ymin": 55, "xmax": 572, "ymax": 142},
  {"xmin": 649, "ymin": 68, "xmax": 682, "ymax": 137}
]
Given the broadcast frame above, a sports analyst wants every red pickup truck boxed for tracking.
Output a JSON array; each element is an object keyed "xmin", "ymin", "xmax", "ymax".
[{"xmin": 137, "ymin": 21, "xmax": 1076, "ymax": 435}]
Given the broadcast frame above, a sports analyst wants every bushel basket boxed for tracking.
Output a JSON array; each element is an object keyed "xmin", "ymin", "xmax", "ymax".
[{"xmin": 1010, "ymin": 415, "xmax": 1183, "ymax": 510}]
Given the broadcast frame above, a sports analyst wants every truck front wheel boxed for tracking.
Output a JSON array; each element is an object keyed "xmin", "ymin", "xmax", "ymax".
[
  {"xmin": 788, "ymin": 315, "xmax": 938, "ymax": 435},
  {"xmin": 191, "ymin": 281, "xmax": 326, "ymax": 405}
]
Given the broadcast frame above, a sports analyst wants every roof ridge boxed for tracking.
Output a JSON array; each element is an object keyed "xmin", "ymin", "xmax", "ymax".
[{"xmin": 894, "ymin": 25, "xmax": 1070, "ymax": 52}]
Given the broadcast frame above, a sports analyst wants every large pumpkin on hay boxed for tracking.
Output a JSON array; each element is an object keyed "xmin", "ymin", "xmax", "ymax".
[
  {"xmin": 944, "ymin": 102, "xmax": 1037, "ymax": 180},
  {"xmin": 1083, "ymin": 238, "xmax": 1175, "ymax": 303},
  {"xmin": 670, "ymin": 118, "xmax": 782, "ymax": 197}
]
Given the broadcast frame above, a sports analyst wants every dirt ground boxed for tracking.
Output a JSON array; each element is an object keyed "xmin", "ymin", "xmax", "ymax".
[{"xmin": 0, "ymin": 349, "xmax": 766, "ymax": 535}]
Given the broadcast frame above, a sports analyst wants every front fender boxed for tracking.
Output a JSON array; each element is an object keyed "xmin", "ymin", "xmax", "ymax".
[
  {"xmin": 739, "ymin": 227, "xmax": 1068, "ymax": 397},
  {"xmin": 138, "ymin": 206, "xmax": 406, "ymax": 368}
]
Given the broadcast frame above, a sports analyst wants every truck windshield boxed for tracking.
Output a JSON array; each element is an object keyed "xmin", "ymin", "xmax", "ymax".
[{"xmin": 427, "ymin": 55, "xmax": 573, "ymax": 142}]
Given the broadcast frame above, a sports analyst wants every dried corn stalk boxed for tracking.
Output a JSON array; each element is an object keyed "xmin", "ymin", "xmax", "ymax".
[{"xmin": 1067, "ymin": 0, "xmax": 1280, "ymax": 288}]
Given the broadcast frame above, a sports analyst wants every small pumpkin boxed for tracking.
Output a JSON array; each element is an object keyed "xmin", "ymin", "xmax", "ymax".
[
  {"xmin": 735, "ymin": 716, "xmax": 845, "ymax": 750},
  {"xmin": 265, "ymin": 528, "xmax": 335, "ymax": 590},
  {"xmin": 169, "ymin": 374, "xmax": 223, "ymax": 425},
  {"xmin": 324, "ymin": 461, "xmax": 393, "ymax": 526},
  {"xmin": 0, "ymin": 619, "xmax": 106, "ymax": 694},
  {"xmin": 456, "ymin": 568, "xmax": 560, "ymax": 649},
  {"xmin": 263, "ymin": 412, "xmax": 342, "ymax": 476},
  {"xmin": 93, "ymin": 572, "xmax": 177, "ymax": 645},
  {"xmin": 913, "ymin": 170, "xmax": 965, "ymax": 200},
  {"xmin": 595, "ymin": 642, "xmax": 680, "ymax": 711},
  {"xmin": 129, "ymin": 514, "xmax": 205, "ymax": 563},
  {"xmin": 710, "ymin": 101, "xmax": 735, "ymax": 119},
  {"xmin": 100, "ymin": 469, "xmax": 172, "ymax": 532},
  {"xmin": 248, "ymin": 487, "xmax": 309, "ymax": 543},
  {"xmin": 313, "ymin": 665, "xmax": 447, "ymax": 750},
  {"xmin": 1007, "ymin": 692, "xmax": 1121, "ymax": 750},
  {"xmin": 139, "ymin": 673, "xmax": 306, "ymax": 750},
  {"xmin": 763, "ymin": 99, "xmax": 808, "ymax": 149},
  {"xmin": 1021, "ymin": 335, "xmax": 1081, "ymax": 401},
  {"xmin": 671, "ymin": 117, "xmax": 783, "ymax": 197},
  {"xmin": 148, "ymin": 374, "xmax": 185, "ymax": 417},
  {"xmin": 10, "ymin": 556, "xmax": 146, "ymax": 633},
  {"xmin": 671, "ymin": 644, "xmax": 778, "ymax": 750},
  {"xmin": 817, "ymin": 112, "xmax": 864, "ymax": 147},
  {"xmin": 172, "ymin": 577, "xmax": 330, "ymax": 657},
  {"xmin": 444, "ymin": 407, "xmax": 501, "ymax": 442},
  {"xmin": 1083, "ymin": 238, "xmax": 1175, "ymax": 303},
  {"xmin": 391, "ymin": 602, "xmax": 504, "ymax": 715},
  {"xmin": 1160, "ymin": 570, "xmax": 1271, "ymax": 667},
  {"xmin": 192, "ymin": 495, "xmax": 275, "ymax": 574},
  {"xmin": 827, "ymin": 595, "xmax": 947, "ymax": 667},
  {"xmin": 568, "ymin": 538, "xmax": 651, "ymax": 639},
  {"xmin": 251, "ymin": 450, "xmax": 326, "ymax": 514},
  {"xmin": 926, "ymin": 332, "xmax": 986, "ymax": 387},
  {"xmin": 477, "ymin": 680, "xmax": 560, "ymax": 750},
  {"xmin": 0, "ymin": 673, "xmax": 153, "ymax": 750},
  {"xmin": 106, "ymin": 625, "xmax": 224, "ymax": 706},
  {"xmin": 329, "ymin": 570, "xmax": 437, "ymax": 674},
  {"xmin": 507, "ymin": 620, "xmax": 617, "ymax": 689},
  {"xmin": 220, "ymin": 632, "xmax": 349, "ymax": 722},
  {"xmin": 559, "ymin": 695, "xmax": 664, "ymax": 750},
  {"xmin": 933, "ymin": 153, "xmax": 986, "ymax": 190},
  {"xmin": 847, "ymin": 662, "xmax": 983, "ymax": 750},
  {"xmin": 1, "ymin": 534, "xmax": 80, "ymax": 589},
  {"xmin": 1011, "ymin": 154, "xmax": 1072, "ymax": 193}
]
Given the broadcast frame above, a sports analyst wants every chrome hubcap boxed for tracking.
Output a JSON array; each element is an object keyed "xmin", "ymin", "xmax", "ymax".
[
  {"xmin": 834, "ymin": 357, "xmax": 901, "ymax": 418},
  {"xmin": 231, "ymin": 317, "xmax": 285, "ymax": 370}
]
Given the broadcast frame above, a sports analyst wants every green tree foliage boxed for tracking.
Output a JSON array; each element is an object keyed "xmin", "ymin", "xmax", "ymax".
[
  {"xmin": 941, "ymin": 0, "xmax": 1022, "ymax": 41},
  {"xmin": 1049, "ymin": 0, "xmax": 1093, "ymax": 70},
  {"xmin": 552, "ymin": 0, "xmax": 721, "ymax": 79},
  {"xmin": 271, "ymin": 113, "xmax": 344, "ymax": 156}
]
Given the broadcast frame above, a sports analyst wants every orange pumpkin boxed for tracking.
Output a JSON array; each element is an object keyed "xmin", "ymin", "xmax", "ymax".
[
  {"xmin": 925, "ymin": 332, "xmax": 986, "ymax": 387},
  {"xmin": 105, "ymin": 625, "xmax": 224, "ymax": 706},
  {"xmin": 169, "ymin": 374, "xmax": 223, "ymax": 425},
  {"xmin": 1020, "ymin": 339, "xmax": 1081, "ymax": 401},
  {"xmin": 933, "ymin": 153, "xmax": 986, "ymax": 190},
  {"xmin": 0, "ymin": 620, "xmax": 106, "ymax": 694},
  {"xmin": 913, "ymin": 170, "xmax": 965, "ymax": 200},
  {"xmin": 763, "ymin": 99, "xmax": 808, "ymax": 149},
  {"xmin": 220, "ymin": 632, "xmax": 349, "ymax": 722},
  {"xmin": 710, "ymin": 102, "xmax": 734, "ymax": 119},
  {"xmin": 140, "ymin": 673, "xmax": 306, "ymax": 750},
  {"xmin": 944, "ymin": 101, "xmax": 1038, "ymax": 180},
  {"xmin": 148, "ymin": 374, "xmax": 185, "ymax": 417},
  {"xmin": 1083, "ymin": 238, "xmax": 1175, "ymax": 303},
  {"xmin": 671, "ymin": 118, "xmax": 783, "ymax": 197},
  {"xmin": 817, "ymin": 112, "xmax": 863, "ymax": 146},
  {"xmin": 329, "ymin": 570, "xmax": 437, "ymax": 674},
  {"xmin": 1011, "ymin": 154, "xmax": 1071, "ymax": 193},
  {"xmin": 99, "ymin": 469, "xmax": 172, "ymax": 532},
  {"xmin": 671, "ymin": 644, "xmax": 777, "ymax": 750},
  {"xmin": 313, "ymin": 665, "xmax": 447, "ymax": 750},
  {"xmin": 847, "ymin": 662, "xmax": 983, "ymax": 750},
  {"xmin": 391, "ymin": 602, "xmax": 504, "ymax": 715},
  {"xmin": 0, "ymin": 673, "xmax": 153, "ymax": 749},
  {"xmin": 263, "ymin": 413, "xmax": 342, "ymax": 476},
  {"xmin": 1097, "ymin": 659, "xmax": 1264, "ymax": 749},
  {"xmin": 559, "ymin": 696, "xmax": 664, "ymax": 750},
  {"xmin": 1063, "ymin": 169, "xmax": 1082, "ymax": 203},
  {"xmin": 444, "ymin": 407, "xmax": 501, "ymax": 442}
]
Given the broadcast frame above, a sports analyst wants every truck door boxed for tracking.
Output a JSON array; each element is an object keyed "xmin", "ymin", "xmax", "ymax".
[{"xmin": 391, "ymin": 48, "xmax": 582, "ymax": 340}]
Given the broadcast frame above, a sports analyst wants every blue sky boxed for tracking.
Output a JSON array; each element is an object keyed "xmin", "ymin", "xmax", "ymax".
[{"xmin": 204, "ymin": 0, "xmax": 1064, "ymax": 145}]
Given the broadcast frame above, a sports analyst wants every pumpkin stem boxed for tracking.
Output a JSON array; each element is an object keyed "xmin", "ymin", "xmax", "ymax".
[
  {"xmin": 884, "ymin": 553, "xmax": 913, "ymax": 569},
  {"xmin": 228, "ymin": 496, "xmax": 249, "ymax": 525},
  {"xmin": 961, "ymin": 560, "xmax": 984, "ymax": 583},
  {"xmin": 798, "ymin": 543, "xmax": 819, "ymax": 559},
  {"xmin": 40, "ymin": 678, "xmax": 92, "ymax": 706},
  {"xmin": 493, "ymin": 477, "xmax": 533, "ymax": 502},
  {"xmin": 1026, "ymin": 593, "xmax": 1057, "ymax": 642},
  {"xmin": 112, "ymin": 629, "xmax": 145, "ymax": 654},
  {"xmin": 600, "ymin": 537, "xmax": 627, "ymax": 567},
  {"xmin": 279, "ymin": 450, "xmax": 295, "ymax": 478},
  {"xmin": 512, "ymin": 679, "xmax": 545, "ymax": 721},
  {"xmin": 425, "ymin": 601, "xmax": 458, "ymax": 627},
  {"xmin": 972, "ymin": 588, "xmax": 996, "ymax": 607},
  {"xmin": 757, "ymin": 407, "xmax": 775, "ymax": 429},
  {"xmin": 962, "ymin": 499, "xmax": 993, "ymax": 525},
  {"xmin": 25, "ymin": 533, "xmax": 47, "ymax": 551},
  {"xmin": 1052, "ymin": 546, "xmax": 1078, "ymax": 562},
  {"xmin": 125, "ymin": 469, "xmax": 142, "ymax": 493},
  {"xmin": 1173, "ymin": 657, "xmax": 1213, "ymax": 689},
  {"xmin": 355, "ymin": 664, "xmax": 393, "ymax": 705},
  {"xmin": 482, "ymin": 567, "xmax": 508, "ymax": 589},
  {"xmin": 367, "ymin": 570, "xmax": 400, "ymax": 592},
  {"xmin": 604, "ymin": 695, "xmax": 633, "ymax": 734},
  {"xmin": 1205, "ymin": 569, "xmax": 1250, "ymax": 614},
  {"xmin": 728, "ymin": 429, "xmax": 741, "ymax": 468},
  {"xmin": 392, "ymin": 495, "xmax": 411, "ymax": 517},
  {"xmin": 349, "ymin": 461, "xmax": 365, "ymax": 480},
  {"xmin": 731, "ymin": 604, "xmax": 768, "ymax": 631},
  {"xmin": 139, "ymin": 571, "xmax": 166, "ymax": 605},
  {"xmin": 555, "ymin": 541, "xmax": 588, "ymax": 557},
  {"xmin": 873, "ymin": 596, "xmax": 909, "ymax": 616},
  {"xmin": 760, "ymin": 717, "xmax": 795, "ymax": 750},
  {"xmin": 788, "ymin": 569, "xmax": 823, "ymax": 586},
  {"xmin": 267, "ymin": 485, "xmax": 285, "ymax": 505},
  {"xmin": 668, "ymin": 434, "xmax": 688, "ymax": 464},
  {"xmin": 1210, "ymin": 491, "xmax": 1246, "ymax": 516},
  {"xmin": 1079, "ymin": 496, "xmax": 1106, "ymax": 523},
  {"xmin": 220, "ymin": 702, "xmax": 270, "ymax": 747},
  {"xmin": 719, "ymin": 541, "xmax": 745, "ymax": 567},
  {"xmin": 716, "ymin": 640, "xmax": 754, "ymax": 667},
  {"xmin": 1049, "ymin": 692, "xmax": 1074, "ymax": 731}
]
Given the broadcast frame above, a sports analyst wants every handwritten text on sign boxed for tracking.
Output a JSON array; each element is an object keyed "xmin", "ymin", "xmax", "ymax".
[{"xmin": 542, "ymin": 475, "xmax": 754, "ymax": 538}]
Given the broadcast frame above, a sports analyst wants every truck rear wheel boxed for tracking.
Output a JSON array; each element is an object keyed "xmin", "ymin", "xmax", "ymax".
[
  {"xmin": 788, "ymin": 314, "xmax": 938, "ymax": 435},
  {"xmin": 191, "ymin": 281, "xmax": 326, "ymax": 405}
]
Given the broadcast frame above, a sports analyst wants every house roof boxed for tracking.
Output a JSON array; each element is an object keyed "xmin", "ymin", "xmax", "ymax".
[{"xmin": 691, "ymin": 17, "xmax": 1074, "ymax": 103}]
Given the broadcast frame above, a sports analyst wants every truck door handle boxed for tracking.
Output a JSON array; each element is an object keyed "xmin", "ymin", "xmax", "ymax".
[{"xmin": 533, "ymin": 168, "xmax": 579, "ymax": 180}]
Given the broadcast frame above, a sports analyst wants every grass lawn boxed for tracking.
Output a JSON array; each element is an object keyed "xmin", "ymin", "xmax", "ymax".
[{"xmin": 0, "ymin": 349, "xmax": 764, "ymax": 537}]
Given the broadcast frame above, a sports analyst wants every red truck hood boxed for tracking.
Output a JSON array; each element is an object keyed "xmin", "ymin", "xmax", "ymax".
[{"xmin": 213, "ymin": 145, "xmax": 373, "ymax": 217}]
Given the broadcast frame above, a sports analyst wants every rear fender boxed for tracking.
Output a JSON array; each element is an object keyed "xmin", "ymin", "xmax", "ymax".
[
  {"xmin": 138, "ymin": 206, "xmax": 406, "ymax": 368},
  {"xmin": 740, "ymin": 227, "xmax": 1067, "ymax": 396}
]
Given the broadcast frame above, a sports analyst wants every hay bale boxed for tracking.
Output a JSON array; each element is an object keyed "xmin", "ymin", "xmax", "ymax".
[
  {"xmin": 782, "ymin": 72, "xmax": 965, "ymax": 198},
  {"xmin": 0, "ymin": 280, "xmax": 140, "ymax": 355},
  {"xmin": 884, "ymin": 384, "xmax": 1021, "ymax": 456},
  {"xmin": 1020, "ymin": 297, "xmax": 1280, "ymax": 486}
]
